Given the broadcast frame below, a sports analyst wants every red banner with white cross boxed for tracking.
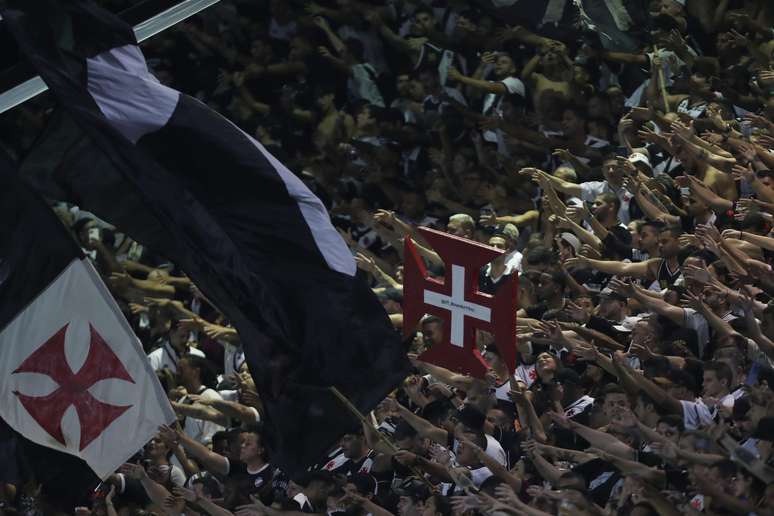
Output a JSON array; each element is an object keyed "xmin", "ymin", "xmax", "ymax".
[{"xmin": 403, "ymin": 227, "xmax": 517, "ymax": 378}]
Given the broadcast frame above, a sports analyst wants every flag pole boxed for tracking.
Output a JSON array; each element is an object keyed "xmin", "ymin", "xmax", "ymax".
[
  {"xmin": 329, "ymin": 387, "xmax": 434, "ymax": 487},
  {"xmin": 0, "ymin": 0, "xmax": 222, "ymax": 115},
  {"xmin": 654, "ymin": 46, "xmax": 670, "ymax": 113}
]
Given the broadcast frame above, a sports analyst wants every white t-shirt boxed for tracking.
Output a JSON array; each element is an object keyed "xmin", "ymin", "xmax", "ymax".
[
  {"xmin": 147, "ymin": 342, "xmax": 205, "ymax": 374},
  {"xmin": 181, "ymin": 388, "xmax": 225, "ymax": 445},
  {"xmin": 580, "ymin": 181, "xmax": 633, "ymax": 224},
  {"xmin": 483, "ymin": 77, "xmax": 525, "ymax": 144},
  {"xmin": 682, "ymin": 308, "xmax": 710, "ymax": 359},
  {"xmin": 515, "ymin": 363, "xmax": 537, "ymax": 388},
  {"xmin": 484, "ymin": 434, "xmax": 507, "ymax": 467},
  {"xmin": 680, "ymin": 396, "xmax": 732, "ymax": 430}
]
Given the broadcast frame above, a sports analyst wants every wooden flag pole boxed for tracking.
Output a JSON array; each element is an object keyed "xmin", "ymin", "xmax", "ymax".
[
  {"xmin": 329, "ymin": 387, "xmax": 434, "ymax": 488},
  {"xmin": 654, "ymin": 46, "xmax": 671, "ymax": 113}
]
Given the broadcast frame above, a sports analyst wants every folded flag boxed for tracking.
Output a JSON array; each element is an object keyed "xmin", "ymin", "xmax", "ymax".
[
  {"xmin": 5, "ymin": 0, "xmax": 410, "ymax": 476},
  {"xmin": 0, "ymin": 151, "xmax": 175, "ymax": 504}
]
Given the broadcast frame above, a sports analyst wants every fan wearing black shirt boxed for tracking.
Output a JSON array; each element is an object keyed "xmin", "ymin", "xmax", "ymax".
[{"xmin": 169, "ymin": 424, "xmax": 274, "ymax": 505}]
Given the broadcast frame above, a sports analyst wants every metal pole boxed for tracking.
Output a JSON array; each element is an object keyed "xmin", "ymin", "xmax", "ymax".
[{"xmin": 0, "ymin": 0, "xmax": 221, "ymax": 115}]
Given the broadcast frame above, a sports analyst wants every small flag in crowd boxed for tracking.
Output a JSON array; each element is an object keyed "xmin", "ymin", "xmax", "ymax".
[
  {"xmin": 5, "ymin": 0, "xmax": 410, "ymax": 477},
  {"xmin": 0, "ymin": 151, "xmax": 175, "ymax": 497}
]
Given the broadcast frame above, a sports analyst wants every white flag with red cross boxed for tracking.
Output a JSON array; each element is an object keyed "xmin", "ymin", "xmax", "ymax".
[{"xmin": 0, "ymin": 258, "xmax": 175, "ymax": 479}]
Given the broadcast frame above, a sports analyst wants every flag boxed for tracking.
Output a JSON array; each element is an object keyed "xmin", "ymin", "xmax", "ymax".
[
  {"xmin": 5, "ymin": 0, "xmax": 410, "ymax": 476},
  {"xmin": 0, "ymin": 150, "xmax": 176, "ymax": 504}
]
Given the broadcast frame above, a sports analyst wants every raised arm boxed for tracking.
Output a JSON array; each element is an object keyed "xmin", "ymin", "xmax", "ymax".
[
  {"xmin": 393, "ymin": 400, "xmax": 448, "ymax": 445},
  {"xmin": 414, "ymin": 359, "xmax": 476, "ymax": 392},
  {"xmin": 170, "ymin": 425, "xmax": 228, "ymax": 475},
  {"xmin": 564, "ymin": 256, "xmax": 658, "ymax": 280},
  {"xmin": 547, "ymin": 412, "xmax": 635, "ymax": 460}
]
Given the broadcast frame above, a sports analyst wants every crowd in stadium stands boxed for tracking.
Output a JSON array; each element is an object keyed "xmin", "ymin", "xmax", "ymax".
[{"xmin": 3, "ymin": 0, "xmax": 774, "ymax": 514}]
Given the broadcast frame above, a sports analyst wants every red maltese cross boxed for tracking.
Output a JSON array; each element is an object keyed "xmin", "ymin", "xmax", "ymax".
[{"xmin": 12, "ymin": 323, "xmax": 135, "ymax": 451}]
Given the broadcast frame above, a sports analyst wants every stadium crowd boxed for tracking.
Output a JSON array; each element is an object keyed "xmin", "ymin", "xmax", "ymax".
[{"xmin": 2, "ymin": 0, "xmax": 774, "ymax": 514}]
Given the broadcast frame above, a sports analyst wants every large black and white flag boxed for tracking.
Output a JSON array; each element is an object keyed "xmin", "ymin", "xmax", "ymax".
[
  {"xmin": 4, "ymin": 0, "xmax": 410, "ymax": 476},
  {"xmin": 0, "ymin": 151, "xmax": 175, "ymax": 505}
]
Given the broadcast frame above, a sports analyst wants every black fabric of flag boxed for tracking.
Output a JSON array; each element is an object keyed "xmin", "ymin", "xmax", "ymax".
[
  {"xmin": 4, "ymin": 0, "xmax": 410, "ymax": 477},
  {"xmin": 0, "ymin": 150, "xmax": 99, "ymax": 508}
]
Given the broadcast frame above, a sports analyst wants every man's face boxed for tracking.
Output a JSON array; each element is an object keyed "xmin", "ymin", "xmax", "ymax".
[
  {"xmin": 144, "ymin": 437, "xmax": 168, "ymax": 459},
  {"xmin": 341, "ymin": 433, "xmax": 364, "ymax": 459},
  {"xmin": 689, "ymin": 72, "xmax": 711, "ymax": 93},
  {"xmin": 602, "ymin": 160, "xmax": 623, "ymax": 186},
  {"xmin": 494, "ymin": 55, "xmax": 515, "ymax": 78},
  {"xmin": 488, "ymin": 236, "xmax": 507, "ymax": 251},
  {"xmin": 598, "ymin": 297, "xmax": 623, "ymax": 321},
  {"xmin": 656, "ymin": 422, "xmax": 680, "ymax": 443},
  {"xmin": 455, "ymin": 438, "xmax": 479, "ymax": 467},
  {"xmin": 398, "ymin": 496, "xmax": 420, "ymax": 516},
  {"xmin": 177, "ymin": 358, "xmax": 197, "ymax": 385},
  {"xmin": 628, "ymin": 222, "xmax": 641, "ymax": 248},
  {"xmin": 357, "ymin": 107, "xmax": 375, "ymax": 129},
  {"xmin": 652, "ymin": 0, "xmax": 683, "ymax": 18},
  {"xmin": 535, "ymin": 272, "xmax": 558, "ymax": 298},
  {"xmin": 639, "ymin": 226, "xmax": 659, "ymax": 251},
  {"xmin": 684, "ymin": 195, "xmax": 708, "ymax": 216},
  {"xmin": 484, "ymin": 409, "xmax": 507, "ymax": 435},
  {"xmin": 422, "ymin": 321, "xmax": 444, "ymax": 345},
  {"xmin": 411, "ymin": 12, "xmax": 435, "ymax": 35},
  {"xmin": 733, "ymin": 415, "xmax": 755, "ymax": 439},
  {"xmin": 239, "ymin": 432, "xmax": 262, "ymax": 462},
  {"xmin": 701, "ymin": 286, "xmax": 725, "ymax": 311},
  {"xmin": 757, "ymin": 171, "xmax": 774, "ymax": 189},
  {"xmin": 702, "ymin": 370, "xmax": 725, "ymax": 397},
  {"xmin": 592, "ymin": 196, "xmax": 612, "ymax": 219},
  {"xmin": 169, "ymin": 324, "xmax": 188, "ymax": 349},
  {"xmin": 560, "ymin": 109, "xmax": 583, "ymax": 135},
  {"xmin": 603, "ymin": 393, "xmax": 630, "ymax": 418},
  {"xmin": 446, "ymin": 220, "xmax": 470, "ymax": 238},
  {"xmin": 658, "ymin": 231, "xmax": 680, "ymax": 258}
]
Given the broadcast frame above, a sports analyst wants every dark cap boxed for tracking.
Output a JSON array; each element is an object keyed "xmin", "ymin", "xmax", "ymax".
[
  {"xmin": 457, "ymin": 406, "xmax": 485, "ymax": 431},
  {"xmin": 393, "ymin": 477, "xmax": 430, "ymax": 501},
  {"xmin": 556, "ymin": 368, "xmax": 581, "ymax": 386},
  {"xmin": 348, "ymin": 473, "xmax": 377, "ymax": 496},
  {"xmin": 653, "ymin": 369, "xmax": 698, "ymax": 393}
]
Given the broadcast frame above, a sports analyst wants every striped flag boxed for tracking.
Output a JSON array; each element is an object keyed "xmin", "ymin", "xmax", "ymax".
[{"xmin": 4, "ymin": 0, "xmax": 410, "ymax": 477}]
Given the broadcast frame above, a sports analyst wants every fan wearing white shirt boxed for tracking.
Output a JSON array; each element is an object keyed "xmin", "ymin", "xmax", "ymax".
[{"xmin": 147, "ymin": 321, "xmax": 205, "ymax": 374}]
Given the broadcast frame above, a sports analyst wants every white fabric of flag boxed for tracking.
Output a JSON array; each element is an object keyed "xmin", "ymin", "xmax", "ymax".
[{"xmin": 0, "ymin": 258, "xmax": 175, "ymax": 479}]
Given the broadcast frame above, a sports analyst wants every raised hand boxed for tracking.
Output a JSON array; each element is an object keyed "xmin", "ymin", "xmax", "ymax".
[
  {"xmin": 649, "ymin": 440, "xmax": 678, "ymax": 461},
  {"xmin": 354, "ymin": 252, "xmax": 376, "ymax": 272},
  {"xmin": 732, "ymin": 163, "xmax": 755, "ymax": 182},
  {"xmin": 564, "ymin": 256, "xmax": 590, "ymax": 270},
  {"xmin": 446, "ymin": 66, "xmax": 463, "ymax": 82},
  {"xmin": 546, "ymin": 411, "xmax": 572, "ymax": 429},
  {"xmin": 119, "ymin": 462, "xmax": 147, "ymax": 480},
  {"xmin": 608, "ymin": 278, "xmax": 636, "ymax": 298},
  {"xmin": 373, "ymin": 209, "xmax": 397, "ymax": 228},
  {"xmin": 563, "ymin": 300, "xmax": 590, "ymax": 324},
  {"xmin": 683, "ymin": 263, "xmax": 713, "ymax": 285},
  {"xmin": 680, "ymin": 289, "xmax": 705, "ymax": 311},
  {"xmin": 157, "ymin": 425, "xmax": 181, "ymax": 449}
]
